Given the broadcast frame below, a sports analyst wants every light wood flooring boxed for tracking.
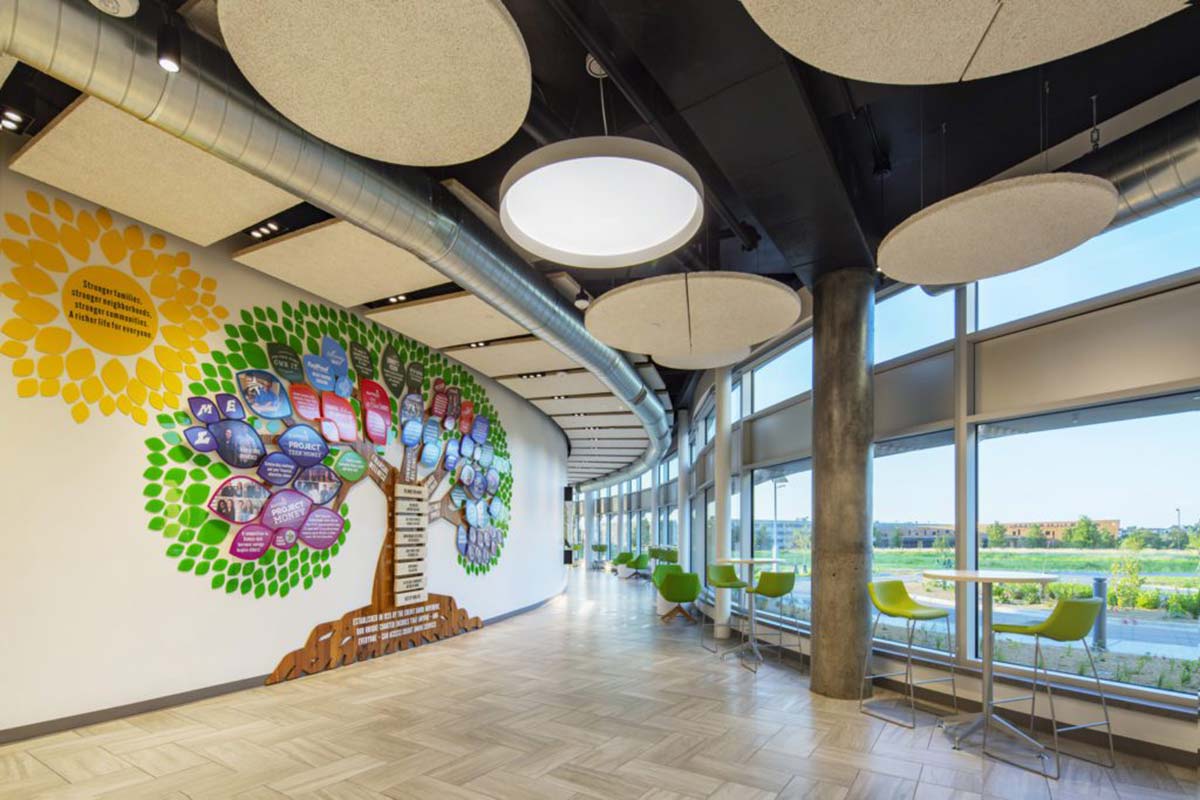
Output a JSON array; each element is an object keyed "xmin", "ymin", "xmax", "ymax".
[{"xmin": 2, "ymin": 570, "xmax": 1195, "ymax": 799}]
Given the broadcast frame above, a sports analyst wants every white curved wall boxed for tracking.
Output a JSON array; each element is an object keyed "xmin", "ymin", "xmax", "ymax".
[{"xmin": 0, "ymin": 161, "xmax": 567, "ymax": 731}]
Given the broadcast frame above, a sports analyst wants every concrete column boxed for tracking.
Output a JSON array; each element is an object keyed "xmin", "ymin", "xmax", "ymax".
[
  {"xmin": 811, "ymin": 267, "xmax": 875, "ymax": 698},
  {"xmin": 713, "ymin": 366, "xmax": 733, "ymax": 638}
]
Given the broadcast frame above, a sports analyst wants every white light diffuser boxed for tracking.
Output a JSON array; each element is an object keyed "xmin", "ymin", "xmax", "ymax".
[
  {"xmin": 500, "ymin": 137, "xmax": 704, "ymax": 268},
  {"xmin": 877, "ymin": 173, "xmax": 1118, "ymax": 285},
  {"xmin": 741, "ymin": 0, "xmax": 1185, "ymax": 85},
  {"xmin": 219, "ymin": 0, "xmax": 530, "ymax": 166}
]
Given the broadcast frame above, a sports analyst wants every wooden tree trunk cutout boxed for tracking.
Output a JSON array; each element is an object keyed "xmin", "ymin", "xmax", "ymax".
[{"xmin": 266, "ymin": 440, "xmax": 481, "ymax": 684}]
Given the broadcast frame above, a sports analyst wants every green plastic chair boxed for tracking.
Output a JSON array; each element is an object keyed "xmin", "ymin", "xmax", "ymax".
[
  {"xmin": 611, "ymin": 551, "xmax": 633, "ymax": 573},
  {"xmin": 658, "ymin": 572, "xmax": 701, "ymax": 623},
  {"xmin": 700, "ymin": 564, "xmax": 749, "ymax": 654},
  {"xmin": 986, "ymin": 597, "xmax": 1113, "ymax": 779},
  {"xmin": 859, "ymin": 580, "xmax": 959, "ymax": 728},
  {"xmin": 652, "ymin": 563, "xmax": 683, "ymax": 588},
  {"xmin": 660, "ymin": 549, "xmax": 679, "ymax": 564},
  {"xmin": 627, "ymin": 552, "xmax": 651, "ymax": 578},
  {"xmin": 740, "ymin": 571, "xmax": 798, "ymax": 672}
]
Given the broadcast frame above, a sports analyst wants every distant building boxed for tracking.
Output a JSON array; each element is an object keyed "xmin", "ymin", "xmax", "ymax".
[
  {"xmin": 996, "ymin": 519, "xmax": 1119, "ymax": 546},
  {"xmin": 871, "ymin": 519, "xmax": 1121, "ymax": 548}
]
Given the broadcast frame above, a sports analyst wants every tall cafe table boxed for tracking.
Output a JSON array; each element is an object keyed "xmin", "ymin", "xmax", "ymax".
[
  {"xmin": 923, "ymin": 570, "xmax": 1057, "ymax": 753},
  {"xmin": 717, "ymin": 558, "xmax": 783, "ymax": 664}
]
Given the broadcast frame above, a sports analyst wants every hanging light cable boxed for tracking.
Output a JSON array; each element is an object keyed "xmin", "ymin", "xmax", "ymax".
[{"xmin": 499, "ymin": 53, "xmax": 703, "ymax": 269}]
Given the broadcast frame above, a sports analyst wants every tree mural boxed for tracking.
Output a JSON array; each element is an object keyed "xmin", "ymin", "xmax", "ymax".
[
  {"xmin": 1, "ymin": 188, "xmax": 518, "ymax": 681},
  {"xmin": 141, "ymin": 299, "xmax": 514, "ymax": 597}
]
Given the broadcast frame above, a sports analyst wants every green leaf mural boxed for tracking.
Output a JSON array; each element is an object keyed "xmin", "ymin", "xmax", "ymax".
[{"xmin": 143, "ymin": 299, "xmax": 513, "ymax": 599}]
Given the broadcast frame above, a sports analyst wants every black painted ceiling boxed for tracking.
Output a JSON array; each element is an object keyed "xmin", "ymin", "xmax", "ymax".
[
  {"xmin": 433, "ymin": 0, "xmax": 1195, "ymax": 405},
  {"xmin": 6, "ymin": 0, "xmax": 1200, "ymax": 408}
]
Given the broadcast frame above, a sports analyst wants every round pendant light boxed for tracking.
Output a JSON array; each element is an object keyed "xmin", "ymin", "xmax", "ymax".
[
  {"xmin": 740, "ymin": 1, "xmax": 1184, "ymax": 85},
  {"xmin": 585, "ymin": 272, "xmax": 800, "ymax": 361},
  {"xmin": 499, "ymin": 136, "xmax": 704, "ymax": 268},
  {"xmin": 218, "ymin": 0, "xmax": 530, "ymax": 166},
  {"xmin": 877, "ymin": 173, "xmax": 1118, "ymax": 285}
]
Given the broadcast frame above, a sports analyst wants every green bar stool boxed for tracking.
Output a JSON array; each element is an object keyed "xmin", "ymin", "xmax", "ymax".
[
  {"xmin": 739, "ymin": 571, "xmax": 797, "ymax": 673},
  {"xmin": 986, "ymin": 597, "xmax": 1114, "ymax": 779},
  {"xmin": 659, "ymin": 572, "xmax": 701, "ymax": 624},
  {"xmin": 859, "ymin": 580, "xmax": 959, "ymax": 728},
  {"xmin": 701, "ymin": 564, "xmax": 748, "ymax": 654}
]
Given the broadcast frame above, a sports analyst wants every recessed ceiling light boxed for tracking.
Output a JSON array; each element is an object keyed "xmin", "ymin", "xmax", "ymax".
[
  {"xmin": 266, "ymin": 221, "xmax": 279, "ymax": 231},
  {"xmin": 157, "ymin": 23, "xmax": 182, "ymax": 73},
  {"xmin": 1, "ymin": 119, "xmax": 17, "ymax": 131},
  {"xmin": 3, "ymin": 110, "xmax": 22, "ymax": 123},
  {"xmin": 249, "ymin": 230, "xmax": 263, "ymax": 239}
]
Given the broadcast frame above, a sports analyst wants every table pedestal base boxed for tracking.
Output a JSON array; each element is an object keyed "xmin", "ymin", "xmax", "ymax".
[{"xmin": 940, "ymin": 711, "xmax": 1047, "ymax": 757}]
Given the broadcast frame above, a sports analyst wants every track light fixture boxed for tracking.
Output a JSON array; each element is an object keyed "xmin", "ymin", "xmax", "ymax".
[
  {"xmin": 573, "ymin": 289, "xmax": 591, "ymax": 310},
  {"xmin": 157, "ymin": 21, "xmax": 182, "ymax": 73}
]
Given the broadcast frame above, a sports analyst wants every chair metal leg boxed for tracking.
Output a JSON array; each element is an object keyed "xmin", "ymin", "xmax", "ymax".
[
  {"xmin": 945, "ymin": 615, "xmax": 959, "ymax": 713},
  {"xmin": 984, "ymin": 636, "xmax": 1115, "ymax": 780},
  {"xmin": 904, "ymin": 619, "xmax": 918, "ymax": 729},
  {"xmin": 1074, "ymin": 640, "xmax": 1117, "ymax": 771}
]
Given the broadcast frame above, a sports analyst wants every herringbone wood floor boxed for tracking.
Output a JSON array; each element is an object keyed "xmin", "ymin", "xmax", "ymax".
[{"xmin": 2, "ymin": 570, "xmax": 1195, "ymax": 799}]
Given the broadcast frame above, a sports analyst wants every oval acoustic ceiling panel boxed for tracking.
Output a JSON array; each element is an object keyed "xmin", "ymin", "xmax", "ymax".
[
  {"xmin": 740, "ymin": 0, "xmax": 1186, "ymax": 84},
  {"xmin": 219, "ymin": 0, "xmax": 531, "ymax": 166},
  {"xmin": 652, "ymin": 347, "xmax": 753, "ymax": 371},
  {"xmin": 585, "ymin": 272, "xmax": 800, "ymax": 365},
  {"xmin": 877, "ymin": 173, "xmax": 1118, "ymax": 285}
]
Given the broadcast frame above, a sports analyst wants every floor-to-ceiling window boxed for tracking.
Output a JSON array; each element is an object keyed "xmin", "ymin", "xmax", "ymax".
[
  {"xmin": 660, "ymin": 505, "xmax": 678, "ymax": 547},
  {"xmin": 875, "ymin": 287, "xmax": 954, "ymax": 364},
  {"xmin": 752, "ymin": 460, "xmax": 812, "ymax": 620},
  {"xmin": 977, "ymin": 195, "xmax": 1200, "ymax": 330},
  {"xmin": 752, "ymin": 338, "xmax": 812, "ymax": 413},
  {"xmin": 978, "ymin": 394, "xmax": 1200, "ymax": 693},
  {"xmin": 872, "ymin": 432, "xmax": 957, "ymax": 651}
]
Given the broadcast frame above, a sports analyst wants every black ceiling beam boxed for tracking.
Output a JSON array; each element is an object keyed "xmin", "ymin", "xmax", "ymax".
[
  {"xmin": 546, "ymin": 0, "xmax": 761, "ymax": 253},
  {"xmin": 781, "ymin": 58, "xmax": 877, "ymax": 274}
]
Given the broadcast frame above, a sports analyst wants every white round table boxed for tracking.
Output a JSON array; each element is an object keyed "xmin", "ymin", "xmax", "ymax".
[
  {"xmin": 718, "ymin": 558, "xmax": 785, "ymax": 663},
  {"xmin": 923, "ymin": 569, "xmax": 1057, "ymax": 751}
]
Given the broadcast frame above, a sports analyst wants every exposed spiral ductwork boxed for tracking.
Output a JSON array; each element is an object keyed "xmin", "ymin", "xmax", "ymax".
[
  {"xmin": 0, "ymin": 0, "xmax": 669, "ymax": 490},
  {"xmin": 1068, "ymin": 98, "xmax": 1200, "ymax": 228},
  {"xmin": 920, "ymin": 98, "xmax": 1200, "ymax": 297}
]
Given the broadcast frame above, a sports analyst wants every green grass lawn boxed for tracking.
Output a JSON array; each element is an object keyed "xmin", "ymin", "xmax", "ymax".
[
  {"xmin": 753, "ymin": 547, "xmax": 1199, "ymax": 577},
  {"xmin": 875, "ymin": 547, "xmax": 1199, "ymax": 576}
]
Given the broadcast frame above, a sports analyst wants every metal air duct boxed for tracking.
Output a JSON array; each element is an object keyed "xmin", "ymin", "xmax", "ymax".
[
  {"xmin": 0, "ymin": 0, "xmax": 668, "ymax": 490},
  {"xmin": 1068, "ymin": 99, "xmax": 1200, "ymax": 228}
]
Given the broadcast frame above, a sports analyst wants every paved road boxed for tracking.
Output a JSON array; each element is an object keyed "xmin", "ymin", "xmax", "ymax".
[{"xmin": 785, "ymin": 577, "xmax": 1199, "ymax": 651}]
